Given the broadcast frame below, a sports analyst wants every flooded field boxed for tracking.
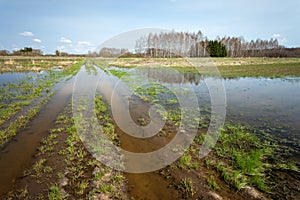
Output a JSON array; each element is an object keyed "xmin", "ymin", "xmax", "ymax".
[
  {"xmin": 0, "ymin": 77, "xmax": 74, "ymax": 193},
  {"xmin": 101, "ymin": 65, "xmax": 300, "ymax": 199},
  {"xmin": 0, "ymin": 58, "xmax": 299, "ymax": 199}
]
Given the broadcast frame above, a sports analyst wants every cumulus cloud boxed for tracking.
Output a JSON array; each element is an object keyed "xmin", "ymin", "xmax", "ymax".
[
  {"xmin": 272, "ymin": 33, "xmax": 287, "ymax": 44},
  {"xmin": 20, "ymin": 31, "xmax": 34, "ymax": 37},
  {"xmin": 56, "ymin": 40, "xmax": 95, "ymax": 54},
  {"xmin": 60, "ymin": 37, "xmax": 72, "ymax": 44},
  {"xmin": 33, "ymin": 38, "xmax": 42, "ymax": 43}
]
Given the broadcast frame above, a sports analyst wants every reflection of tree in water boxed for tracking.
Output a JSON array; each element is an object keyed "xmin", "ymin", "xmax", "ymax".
[{"xmin": 136, "ymin": 68, "xmax": 204, "ymax": 85}]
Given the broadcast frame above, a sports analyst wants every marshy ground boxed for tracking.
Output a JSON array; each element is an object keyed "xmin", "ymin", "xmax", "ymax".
[{"xmin": 0, "ymin": 57, "xmax": 299, "ymax": 199}]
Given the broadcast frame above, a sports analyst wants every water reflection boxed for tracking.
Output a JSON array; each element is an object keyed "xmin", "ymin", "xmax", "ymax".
[
  {"xmin": 110, "ymin": 67, "xmax": 300, "ymax": 142},
  {"xmin": 0, "ymin": 72, "xmax": 34, "ymax": 85},
  {"xmin": 0, "ymin": 71, "xmax": 52, "ymax": 85},
  {"xmin": 134, "ymin": 68, "xmax": 203, "ymax": 85}
]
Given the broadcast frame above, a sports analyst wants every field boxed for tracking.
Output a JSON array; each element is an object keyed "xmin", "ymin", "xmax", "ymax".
[
  {"xmin": 110, "ymin": 57, "xmax": 300, "ymax": 77},
  {"xmin": 0, "ymin": 57, "xmax": 299, "ymax": 199}
]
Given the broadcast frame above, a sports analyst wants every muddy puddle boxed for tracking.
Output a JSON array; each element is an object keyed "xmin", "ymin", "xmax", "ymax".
[
  {"xmin": 0, "ymin": 78, "xmax": 75, "ymax": 195},
  {"xmin": 72, "ymin": 66, "xmax": 181, "ymax": 199},
  {"xmin": 0, "ymin": 71, "xmax": 49, "ymax": 85}
]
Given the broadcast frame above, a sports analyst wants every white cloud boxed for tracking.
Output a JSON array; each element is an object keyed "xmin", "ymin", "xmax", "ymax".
[
  {"xmin": 33, "ymin": 38, "xmax": 42, "ymax": 43},
  {"xmin": 77, "ymin": 41, "xmax": 92, "ymax": 46},
  {"xmin": 20, "ymin": 31, "xmax": 34, "ymax": 37},
  {"xmin": 56, "ymin": 40, "xmax": 95, "ymax": 54},
  {"xmin": 272, "ymin": 33, "xmax": 287, "ymax": 44},
  {"xmin": 60, "ymin": 37, "xmax": 72, "ymax": 44}
]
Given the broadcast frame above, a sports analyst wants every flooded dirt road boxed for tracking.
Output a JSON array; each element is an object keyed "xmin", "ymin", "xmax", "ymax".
[
  {"xmin": 90, "ymin": 66, "xmax": 180, "ymax": 200},
  {"xmin": 0, "ymin": 79, "xmax": 74, "ymax": 195}
]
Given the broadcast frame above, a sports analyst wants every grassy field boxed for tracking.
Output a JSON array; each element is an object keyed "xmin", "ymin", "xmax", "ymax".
[
  {"xmin": 2, "ymin": 56, "xmax": 300, "ymax": 77},
  {"xmin": 107, "ymin": 57, "xmax": 300, "ymax": 77},
  {"xmin": 0, "ymin": 56, "xmax": 83, "ymax": 72}
]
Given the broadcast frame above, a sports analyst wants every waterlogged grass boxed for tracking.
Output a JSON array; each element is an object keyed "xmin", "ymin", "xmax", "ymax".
[
  {"xmin": 166, "ymin": 122, "xmax": 297, "ymax": 198},
  {"xmin": 204, "ymin": 125, "xmax": 275, "ymax": 192},
  {"xmin": 94, "ymin": 95, "xmax": 118, "ymax": 144},
  {"xmin": 0, "ymin": 92, "xmax": 53, "ymax": 146},
  {"xmin": 133, "ymin": 83, "xmax": 179, "ymax": 106},
  {"xmin": 24, "ymin": 158, "xmax": 53, "ymax": 181},
  {"xmin": 207, "ymin": 176, "xmax": 220, "ymax": 191},
  {"xmin": 108, "ymin": 69, "xmax": 128, "ymax": 78},
  {"xmin": 85, "ymin": 59, "xmax": 98, "ymax": 75},
  {"xmin": 59, "ymin": 59, "xmax": 83, "ymax": 78},
  {"xmin": 6, "ymin": 101, "xmax": 128, "ymax": 199},
  {"xmin": 48, "ymin": 184, "xmax": 63, "ymax": 200},
  {"xmin": 0, "ymin": 101, "xmax": 30, "ymax": 125},
  {"xmin": 177, "ymin": 178, "xmax": 196, "ymax": 198},
  {"xmin": 66, "ymin": 98, "xmax": 126, "ymax": 198},
  {"xmin": 0, "ymin": 59, "xmax": 84, "ymax": 146}
]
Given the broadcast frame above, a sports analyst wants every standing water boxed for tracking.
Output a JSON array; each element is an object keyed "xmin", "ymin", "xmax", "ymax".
[{"xmin": 0, "ymin": 77, "xmax": 75, "ymax": 195}]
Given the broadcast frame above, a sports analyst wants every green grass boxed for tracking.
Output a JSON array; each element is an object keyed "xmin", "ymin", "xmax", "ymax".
[
  {"xmin": 8, "ymin": 99, "xmax": 127, "ymax": 199},
  {"xmin": 94, "ymin": 95, "xmax": 107, "ymax": 114},
  {"xmin": 204, "ymin": 124, "xmax": 275, "ymax": 192},
  {"xmin": 177, "ymin": 178, "xmax": 196, "ymax": 198},
  {"xmin": 85, "ymin": 59, "xmax": 98, "ymax": 75},
  {"xmin": 94, "ymin": 95, "xmax": 118, "ymax": 144},
  {"xmin": 207, "ymin": 176, "xmax": 220, "ymax": 190},
  {"xmin": 76, "ymin": 180, "xmax": 89, "ymax": 195},
  {"xmin": 217, "ymin": 63, "xmax": 300, "ymax": 77},
  {"xmin": 0, "ymin": 92, "xmax": 53, "ymax": 146},
  {"xmin": 178, "ymin": 154, "xmax": 192, "ymax": 170},
  {"xmin": 234, "ymin": 149, "xmax": 264, "ymax": 174},
  {"xmin": 48, "ymin": 184, "xmax": 63, "ymax": 200},
  {"xmin": 97, "ymin": 184, "xmax": 114, "ymax": 193},
  {"xmin": 0, "ymin": 56, "xmax": 83, "ymax": 73},
  {"xmin": 108, "ymin": 69, "xmax": 127, "ymax": 78},
  {"xmin": 100, "ymin": 57, "xmax": 300, "ymax": 77}
]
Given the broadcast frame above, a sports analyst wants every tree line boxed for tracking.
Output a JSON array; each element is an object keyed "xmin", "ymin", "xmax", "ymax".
[
  {"xmin": 0, "ymin": 47, "xmax": 43, "ymax": 56},
  {"xmin": 0, "ymin": 47, "xmax": 85, "ymax": 57},
  {"xmin": 133, "ymin": 30, "xmax": 289, "ymax": 58}
]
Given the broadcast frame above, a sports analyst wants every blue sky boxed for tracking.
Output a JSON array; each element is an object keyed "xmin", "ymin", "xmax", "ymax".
[{"xmin": 0, "ymin": 0, "xmax": 299, "ymax": 54}]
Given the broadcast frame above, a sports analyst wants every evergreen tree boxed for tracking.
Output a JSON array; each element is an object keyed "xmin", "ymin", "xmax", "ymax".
[{"xmin": 208, "ymin": 40, "xmax": 227, "ymax": 57}]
